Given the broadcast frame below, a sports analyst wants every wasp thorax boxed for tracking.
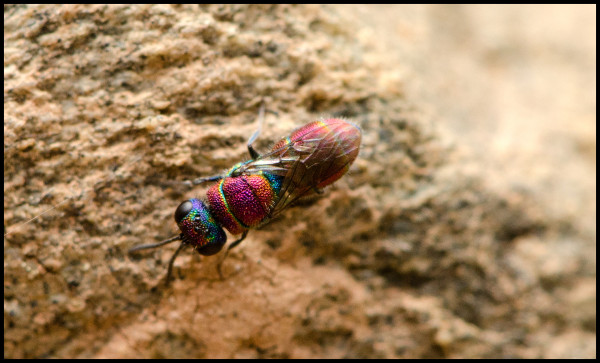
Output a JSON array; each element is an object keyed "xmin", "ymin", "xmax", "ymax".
[{"xmin": 175, "ymin": 199, "xmax": 226, "ymax": 254}]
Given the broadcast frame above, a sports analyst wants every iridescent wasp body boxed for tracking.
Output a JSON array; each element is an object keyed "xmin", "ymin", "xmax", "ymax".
[{"xmin": 129, "ymin": 110, "xmax": 361, "ymax": 283}]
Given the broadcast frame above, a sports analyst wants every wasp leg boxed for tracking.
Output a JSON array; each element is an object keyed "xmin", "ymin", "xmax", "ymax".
[
  {"xmin": 165, "ymin": 242, "xmax": 187, "ymax": 286},
  {"xmin": 246, "ymin": 104, "xmax": 265, "ymax": 160},
  {"xmin": 128, "ymin": 235, "xmax": 184, "ymax": 286},
  {"xmin": 217, "ymin": 230, "xmax": 249, "ymax": 279},
  {"xmin": 247, "ymin": 103, "xmax": 279, "ymax": 160},
  {"xmin": 227, "ymin": 230, "xmax": 249, "ymax": 252},
  {"xmin": 248, "ymin": 145, "xmax": 260, "ymax": 160}
]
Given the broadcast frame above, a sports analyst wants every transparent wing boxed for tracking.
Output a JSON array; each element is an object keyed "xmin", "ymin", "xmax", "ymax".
[{"xmin": 233, "ymin": 120, "xmax": 360, "ymax": 222}]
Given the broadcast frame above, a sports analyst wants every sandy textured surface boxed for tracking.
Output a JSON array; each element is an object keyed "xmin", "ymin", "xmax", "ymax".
[{"xmin": 4, "ymin": 4, "xmax": 595, "ymax": 358}]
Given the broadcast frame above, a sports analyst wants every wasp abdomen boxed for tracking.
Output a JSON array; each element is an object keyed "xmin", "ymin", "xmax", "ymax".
[{"xmin": 271, "ymin": 118, "xmax": 361, "ymax": 190}]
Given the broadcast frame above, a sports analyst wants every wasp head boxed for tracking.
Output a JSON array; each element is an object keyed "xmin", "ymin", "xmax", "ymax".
[{"xmin": 174, "ymin": 199, "xmax": 226, "ymax": 255}]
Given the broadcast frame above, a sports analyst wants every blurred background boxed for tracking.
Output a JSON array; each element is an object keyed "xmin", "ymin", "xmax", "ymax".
[{"xmin": 4, "ymin": 5, "xmax": 595, "ymax": 358}]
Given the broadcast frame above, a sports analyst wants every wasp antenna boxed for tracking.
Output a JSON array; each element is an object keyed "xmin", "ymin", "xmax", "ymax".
[{"xmin": 128, "ymin": 235, "xmax": 182, "ymax": 254}]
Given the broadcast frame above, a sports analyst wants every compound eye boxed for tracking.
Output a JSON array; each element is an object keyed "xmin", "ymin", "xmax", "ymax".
[
  {"xmin": 197, "ymin": 239, "xmax": 226, "ymax": 256},
  {"xmin": 174, "ymin": 200, "xmax": 194, "ymax": 223}
]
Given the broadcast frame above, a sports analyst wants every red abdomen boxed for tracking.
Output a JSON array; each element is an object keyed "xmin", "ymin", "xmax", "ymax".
[{"xmin": 271, "ymin": 118, "xmax": 361, "ymax": 189}]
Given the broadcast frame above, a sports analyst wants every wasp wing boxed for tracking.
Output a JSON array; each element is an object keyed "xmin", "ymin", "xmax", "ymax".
[{"xmin": 236, "ymin": 120, "xmax": 360, "ymax": 222}]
